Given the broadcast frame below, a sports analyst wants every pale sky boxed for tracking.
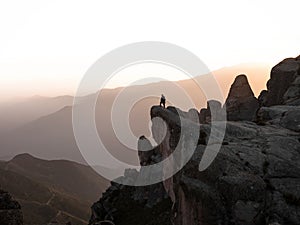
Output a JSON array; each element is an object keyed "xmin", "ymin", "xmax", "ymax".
[{"xmin": 0, "ymin": 0, "xmax": 299, "ymax": 101}]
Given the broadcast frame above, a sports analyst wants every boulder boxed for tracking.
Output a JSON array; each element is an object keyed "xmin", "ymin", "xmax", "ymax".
[{"xmin": 259, "ymin": 57, "xmax": 300, "ymax": 106}]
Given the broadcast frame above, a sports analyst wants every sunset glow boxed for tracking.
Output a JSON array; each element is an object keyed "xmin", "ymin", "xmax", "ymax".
[{"xmin": 0, "ymin": 0, "xmax": 299, "ymax": 101}]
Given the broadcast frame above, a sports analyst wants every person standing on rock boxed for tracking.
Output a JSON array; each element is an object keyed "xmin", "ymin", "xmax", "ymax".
[{"xmin": 160, "ymin": 94, "xmax": 166, "ymax": 108}]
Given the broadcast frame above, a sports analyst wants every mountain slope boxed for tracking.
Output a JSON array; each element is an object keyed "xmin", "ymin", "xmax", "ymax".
[
  {"xmin": 0, "ymin": 95, "xmax": 73, "ymax": 135},
  {"xmin": 0, "ymin": 154, "xmax": 109, "ymax": 225}
]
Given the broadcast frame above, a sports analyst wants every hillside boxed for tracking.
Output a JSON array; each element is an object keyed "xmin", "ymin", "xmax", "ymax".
[
  {"xmin": 0, "ymin": 95, "xmax": 73, "ymax": 135},
  {"xmin": 0, "ymin": 154, "xmax": 109, "ymax": 225}
]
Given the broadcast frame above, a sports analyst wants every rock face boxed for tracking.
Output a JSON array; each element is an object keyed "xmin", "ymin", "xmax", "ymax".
[
  {"xmin": 89, "ymin": 135, "xmax": 172, "ymax": 225},
  {"xmin": 148, "ymin": 106, "xmax": 300, "ymax": 225},
  {"xmin": 256, "ymin": 105, "xmax": 300, "ymax": 132},
  {"xmin": 89, "ymin": 172, "xmax": 171, "ymax": 225},
  {"xmin": 90, "ymin": 56, "xmax": 300, "ymax": 225},
  {"xmin": 0, "ymin": 190, "xmax": 23, "ymax": 225},
  {"xmin": 138, "ymin": 135, "xmax": 161, "ymax": 166},
  {"xmin": 175, "ymin": 121, "xmax": 300, "ymax": 225},
  {"xmin": 225, "ymin": 74, "xmax": 259, "ymax": 121},
  {"xmin": 259, "ymin": 56, "xmax": 300, "ymax": 106},
  {"xmin": 284, "ymin": 75, "xmax": 300, "ymax": 105}
]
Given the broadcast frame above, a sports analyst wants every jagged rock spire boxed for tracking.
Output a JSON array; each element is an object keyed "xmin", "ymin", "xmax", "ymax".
[{"xmin": 225, "ymin": 74, "xmax": 259, "ymax": 121}]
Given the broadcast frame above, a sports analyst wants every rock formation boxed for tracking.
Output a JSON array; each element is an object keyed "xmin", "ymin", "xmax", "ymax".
[
  {"xmin": 225, "ymin": 74, "xmax": 259, "ymax": 121},
  {"xmin": 90, "ymin": 56, "xmax": 300, "ymax": 225},
  {"xmin": 259, "ymin": 56, "xmax": 300, "ymax": 106},
  {"xmin": 89, "ymin": 139, "xmax": 172, "ymax": 225},
  {"xmin": 0, "ymin": 190, "xmax": 23, "ymax": 225},
  {"xmin": 199, "ymin": 100, "xmax": 225, "ymax": 124},
  {"xmin": 138, "ymin": 135, "xmax": 161, "ymax": 166}
]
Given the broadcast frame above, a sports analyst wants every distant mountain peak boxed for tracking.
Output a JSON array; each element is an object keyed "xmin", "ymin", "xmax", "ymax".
[{"xmin": 12, "ymin": 153, "xmax": 35, "ymax": 161}]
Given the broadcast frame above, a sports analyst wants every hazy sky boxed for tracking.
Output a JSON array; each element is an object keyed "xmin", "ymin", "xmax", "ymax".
[{"xmin": 0, "ymin": 0, "xmax": 299, "ymax": 101}]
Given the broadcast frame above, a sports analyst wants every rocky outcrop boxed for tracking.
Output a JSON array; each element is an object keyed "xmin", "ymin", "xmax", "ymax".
[
  {"xmin": 173, "ymin": 120, "xmax": 300, "ymax": 225},
  {"xmin": 138, "ymin": 135, "xmax": 161, "ymax": 166},
  {"xmin": 90, "ymin": 56, "xmax": 300, "ymax": 225},
  {"xmin": 225, "ymin": 74, "xmax": 259, "ymax": 121},
  {"xmin": 89, "ymin": 172, "xmax": 171, "ymax": 225},
  {"xmin": 0, "ymin": 190, "xmax": 23, "ymax": 225},
  {"xmin": 256, "ymin": 105, "xmax": 300, "ymax": 131},
  {"xmin": 148, "ymin": 106, "xmax": 300, "ymax": 225},
  {"xmin": 90, "ymin": 103, "xmax": 300, "ymax": 225},
  {"xmin": 259, "ymin": 56, "xmax": 300, "ymax": 106},
  {"xmin": 89, "ymin": 135, "xmax": 172, "ymax": 225},
  {"xmin": 199, "ymin": 100, "xmax": 225, "ymax": 124}
]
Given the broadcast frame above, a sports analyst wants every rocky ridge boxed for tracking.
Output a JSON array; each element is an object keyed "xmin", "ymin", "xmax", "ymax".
[{"xmin": 89, "ymin": 55, "xmax": 300, "ymax": 225}]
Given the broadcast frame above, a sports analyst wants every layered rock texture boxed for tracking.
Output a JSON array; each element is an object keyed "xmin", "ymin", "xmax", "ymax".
[
  {"xmin": 0, "ymin": 190, "xmax": 23, "ymax": 225},
  {"xmin": 90, "ymin": 56, "xmax": 300, "ymax": 225}
]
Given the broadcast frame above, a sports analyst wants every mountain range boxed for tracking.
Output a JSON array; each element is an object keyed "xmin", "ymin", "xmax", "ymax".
[{"xmin": 0, "ymin": 63, "xmax": 271, "ymax": 164}]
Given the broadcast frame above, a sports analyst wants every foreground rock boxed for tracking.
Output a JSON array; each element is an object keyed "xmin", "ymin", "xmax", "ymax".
[
  {"xmin": 89, "ymin": 136, "xmax": 172, "ymax": 225},
  {"xmin": 90, "ymin": 56, "xmax": 300, "ymax": 225},
  {"xmin": 0, "ymin": 190, "xmax": 23, "ymax": 225},
  {"xmin": 89, "ymin": 176, "xmax": 172, "ymax": 225},
  {"xmin": 256, "ymin": 105, "xmax": 300, "ymax": 131},
  {"xmin": 152, "ymin": 106, "xmax": 300, "ymax": 225},
  {"xmin": 90, "ymin": 105, "xmax": 300, "ymax": 225}
]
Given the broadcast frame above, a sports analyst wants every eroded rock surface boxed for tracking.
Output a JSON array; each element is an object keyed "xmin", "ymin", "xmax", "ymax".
[
  {"xmin": 90, "ymin": 56, "xmax": 300, "ymax": 225},
  {"xmin": 90, "ymin": 104, "xmax": 300, "ymax": 225},
  {"xmin": 89, "ymin": 134, "xmax": 172, "ymax": 225}
]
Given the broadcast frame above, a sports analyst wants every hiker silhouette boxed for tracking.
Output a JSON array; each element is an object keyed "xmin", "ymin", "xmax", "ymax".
[{"xmin": 160, "ymin": 94, "xmax": 166, "ymax": 108}]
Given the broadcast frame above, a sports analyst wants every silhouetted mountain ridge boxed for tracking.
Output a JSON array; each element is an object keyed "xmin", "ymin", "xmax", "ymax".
[{"xmin": 0, "ymin": 63, "xmax": 271, "ymax": 164}]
